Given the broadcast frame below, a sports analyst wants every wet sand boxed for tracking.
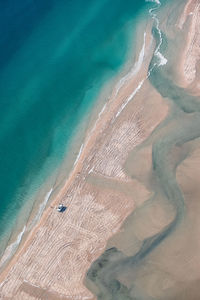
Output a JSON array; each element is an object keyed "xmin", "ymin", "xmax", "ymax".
[
  {"xmin": 0, "ymin": 0, "xmax": 199, "ymax": 299},
  {"xmin": 0, "ymin": 19, "xmax": 164, "ymax": 299},
  {"xmin": 86, "ymin": 1, "xmax": 200, "ymax": 299}
]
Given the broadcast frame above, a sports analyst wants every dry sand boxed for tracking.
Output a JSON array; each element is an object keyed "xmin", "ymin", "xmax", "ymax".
[
  {"xmin": 177, "ymin": 0, "xmax": 200, "ymax": 91},
  {"xmin": 0, "ymin": 23, "xmax": 165, "ymax": 300},
  {"xmin": 84, "ymin": 1, "xmax": 200, "ymax": 298},
  {"xmin": 0, "ymin": 0, "xmax": 198, "ymax": 298}
]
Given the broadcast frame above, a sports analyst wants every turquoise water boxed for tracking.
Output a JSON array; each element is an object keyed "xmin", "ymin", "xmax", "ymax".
[{"xmin": 0, "ymin": 0, "xmax": 148, "ymax": 248}]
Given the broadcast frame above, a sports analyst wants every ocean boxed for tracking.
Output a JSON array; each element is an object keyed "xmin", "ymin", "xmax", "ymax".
[{"xmin": 0, "ymin": 0, "xmax": 151, "ymax": 258}]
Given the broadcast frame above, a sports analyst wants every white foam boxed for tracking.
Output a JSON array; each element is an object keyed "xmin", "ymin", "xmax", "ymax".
[
  {"xmin": 28, "ymin": 188, "xmax": 53, "ymax": 230},
  {"xmin": 114, "ymin": 32, "xmax": 147, "ymax": 97},
  {"xmin": 72, "ymin": 1, "xmax": 167, "ymax": 153},
  {"xmin": 0, "ymin": 226, "xmax": 26, "ymax": 268},
  {"xmin": 74, "ymin": 143, "xmax": 84, "ymax": 166},
  {"xmin": 115, "ymin": 79, "xmax": 145, "ymax": 118},
  {"xmin": 146, "ymin": 0, "xmax": 161, "ymax": 4},
  {"xmin": 98, "ymin": 103, "xmax": 107, "ymax": 119},
  {"xmin": 148, "ymin": 1, "xmax": 168, "ymax": 67},
  {"xmin": 110, "ymin": 32, "xmax": 148, "ymax": 119},
  {"xmin": 92, "ymin": 103, "xmax": 107, "ymax": 132},
  {"xmin": 83, "ymin": 31, "xmax": 149, "ymax": 142},
  {"xmin": 156, "ymin": 51, "xmax": 168, "ymax": 66},
  {"xmin": 85, "ymin": 102, "xmax": 108, "ymax": 146},
  {"xmin": 0, "ymin": 187, "xmax": 54, "ymax": 269},
  {"xmin": 114, "ymin": 2, "xmax": 168, "ymax": 120}
]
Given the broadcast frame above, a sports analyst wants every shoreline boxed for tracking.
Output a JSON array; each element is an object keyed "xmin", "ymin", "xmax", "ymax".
[
  {"xmin": 0, "ymin": 12, "xmax": 151, "ymax": 280},
  {"xmin": 0, "ymin": 10, "xmax": 148, "ymax": 273},
  {"xmin": 0, "ymin": 0, "xmax": 191, "ymax": 297},
  {"xmin": 0, "ymin": 13, "xmax": 157, "ymax": 298},
  {"xmin": 85, "ymin": 0, "xmax": 200, "ymax": 298}
]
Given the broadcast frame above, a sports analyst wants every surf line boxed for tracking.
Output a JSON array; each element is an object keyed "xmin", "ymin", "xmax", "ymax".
[
  {"xmin": 0, "ymin": 187, "xmax": 54, "ymax": 270},
  {"xmin": 27, "ymin": 188, "xmax": 54, "ymax": 231},
  {"xmin": 148, "ymin": 0, "xmax": 168, "ymax": 66},
  {"xmin": 89, "ymin": 102, "xmax": 108, "ymax": 136},
  {"xmin": 114, "ymin": 32, "xmax": 147, "ymax": 98},
  {"xmin": 60, "ymin": 1, "xmax": 167, "ymax": 176},
  {"xmin": 73, "ymin": 143, "xmax": 84, "ymax": 167},
  {"xmin": 115, "ymin": 0, "xmax": 167, "ymax": 119},
  {"xmin": 74, "ymin": 101, "xmax": 108, "ymax": 171},
  {"xmin": 0, "ymin": 226, "xmax": 26, "ymax": 269},
  {"xmin": 85, "ymin": 30, "xmax": 147, "ymax": 144},
  {"xmin": 73, "ymin": 1, "xmax": 164, "ymax": 157},
  {"xmin": 73, "ymin": 103, "xmax": 106, "ymax": 173}
]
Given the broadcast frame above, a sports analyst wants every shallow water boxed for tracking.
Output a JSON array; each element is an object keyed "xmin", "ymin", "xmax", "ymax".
[{"xmin": 0, "ymin": 1, "xmax": 150, "ymax": 255}]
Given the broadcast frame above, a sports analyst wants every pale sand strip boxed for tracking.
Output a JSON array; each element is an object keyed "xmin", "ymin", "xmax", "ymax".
[
  {"xmin": 177, "ymin": 0, "xmax": 200, "ymax": 90},
  {"xmin": 0, "ymin": 23, "xmax": 169, "ymax": 299}
]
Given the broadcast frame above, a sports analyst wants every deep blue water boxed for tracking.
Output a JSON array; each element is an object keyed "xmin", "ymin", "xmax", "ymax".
[{"xmin": 0, "ymin": 0, "xmax": 148, "ymax": 245}]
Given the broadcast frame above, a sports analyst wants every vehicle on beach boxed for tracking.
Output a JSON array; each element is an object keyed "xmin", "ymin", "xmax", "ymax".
[{"xmin": 57, "ymin": 204, "xmax": 65, "ymax": 212}]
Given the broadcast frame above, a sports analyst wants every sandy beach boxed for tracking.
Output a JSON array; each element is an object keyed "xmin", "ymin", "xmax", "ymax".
[
  {"xmin": 0, "ymin": 23, "xmax": 157, "ymax": 299},
  {"xmin": 0, "ymin": 0, "xmax": 200, "ymax": 299}
]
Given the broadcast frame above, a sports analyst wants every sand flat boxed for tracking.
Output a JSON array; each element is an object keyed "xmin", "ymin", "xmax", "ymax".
[
  {"xmin": 0, "ymin": 20, "xmax": 170, "ymax": 299},
  {"xmin": 84, "ymin": 0, "xmax": 200, "ymax": 299},
  {"xmin": 1, "ymin": 0, "xmax": 199, "ymax": 298}
]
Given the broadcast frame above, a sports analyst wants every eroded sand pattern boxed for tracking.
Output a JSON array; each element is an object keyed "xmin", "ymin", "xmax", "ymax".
[
  {"xmin": 86, "ymin": 1, "xmax": 200, "ymax": 299},
  {"xmin": 0, "ymin": 0, "xmax": 200, "ymax": 299}
]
